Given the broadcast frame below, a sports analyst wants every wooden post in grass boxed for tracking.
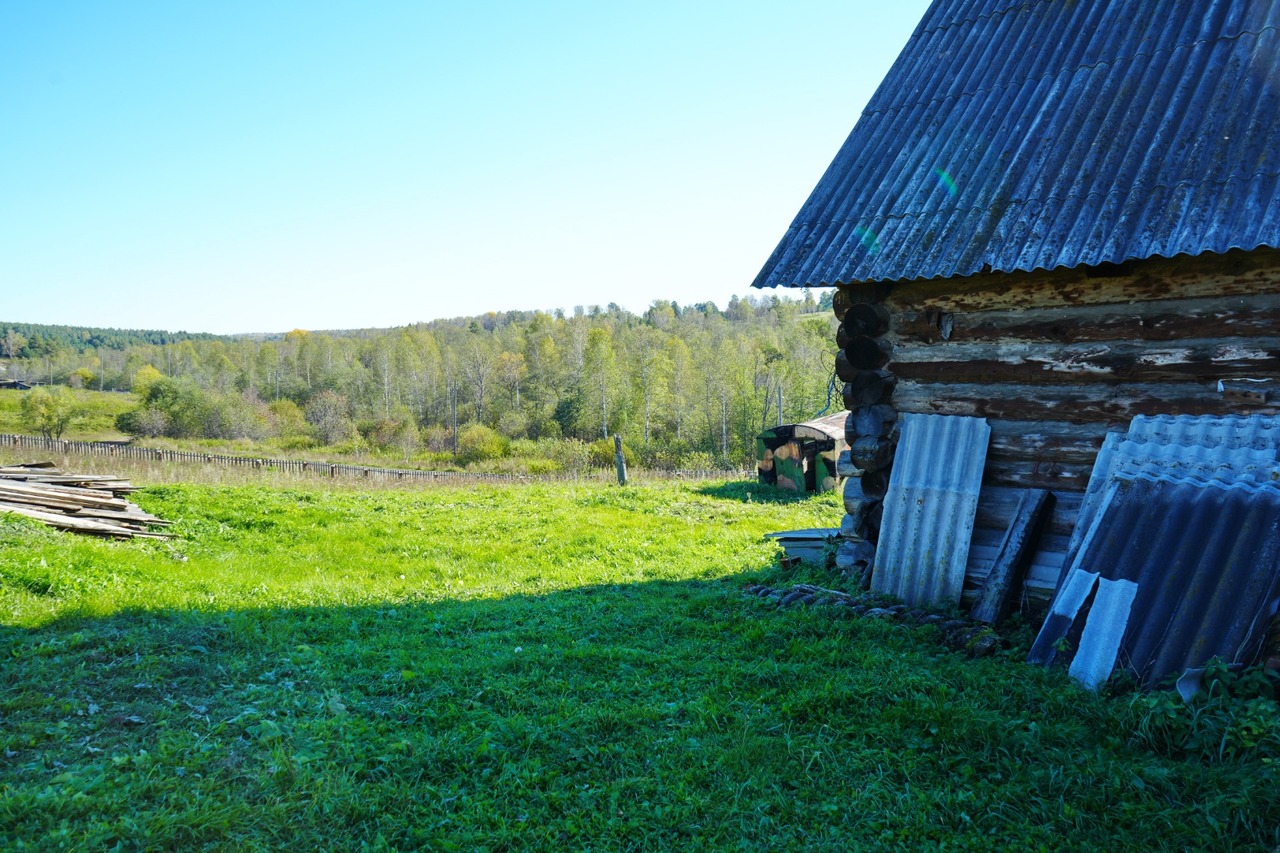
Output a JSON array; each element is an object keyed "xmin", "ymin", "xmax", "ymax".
[{"xmin": 614, "ymin": 434, "xmax": 627, "ymax": 486}]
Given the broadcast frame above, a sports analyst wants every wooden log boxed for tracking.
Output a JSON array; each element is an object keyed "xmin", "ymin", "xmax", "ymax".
[
  {"xmin": 883, "ymin": 246, "xmax": 1280, "ymax": 313},
  {"xmin": 833, "ymin": 284, "xmax": 884, "ymax": 322},
  {"xmin": 891, "ymin": 380, "xmax": 1280, "ymax": 424},
  {"xmin": 892, "ymin": 293, "xmax": 1280, "ymax": 345},
  {"xmin": 974, "ymin": 485, "xmax": 1080, "ymax": 539},
  {"xmin": 839, "ymin": 468, "xmax": 890, "ymax": 498},
  {"xmin": 844, "ymin": 303, "xmax": 891, "ymax": 338},
  {"xmin": 834, "ymin": 350, "xmax": 859, "ymax": 382},
  {"xmin": 842, "ymin": 370, "xmax": 898, "ymax": 408},
  {"xmin": 886, "ymin": 337, "xmax": 1280, "ymax": 386},
  {"xmin": 849, "ymin": 436, "xmax": 895, "ymax": 473},
  {"xmin": 985, "ymin": 420, "xmax": 1107, "ymax": 464},
  {"xmin": 846, "ymin": 405, "xmax": 898, "ymax": 440},
  {"xmin": 981, "ymin": 458, "xmax": 1092, "ymax": 491},
  {"xmin": 969, "ymin": 489, "xmax": 1055, "ymax": 624},
  {"xmin": 834, "ymin": 538, "xmax": 876, "ymax": 583},
  {"xmin": 844, "ymin": 336, "xmax": 893, "ymax": 370}
]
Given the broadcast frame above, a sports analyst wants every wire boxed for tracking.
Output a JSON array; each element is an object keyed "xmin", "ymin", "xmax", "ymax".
[{"xmin": 812, "ymin": 368, "xmax": 838, "ymax": 418}]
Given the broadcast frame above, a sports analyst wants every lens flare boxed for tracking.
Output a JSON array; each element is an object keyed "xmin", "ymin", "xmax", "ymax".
[
  {"xmin": 853, "ymin": 226, "xmax": 881, "ymax": 256},
  {"xmin": 932, "ymin": 167, "xmax": 959, "ymax": 198}
]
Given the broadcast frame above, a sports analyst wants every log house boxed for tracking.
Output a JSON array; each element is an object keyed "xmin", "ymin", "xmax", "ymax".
[{"xmin": 751, "ymin": 0, "xmax": 1280, "ymax": 599}]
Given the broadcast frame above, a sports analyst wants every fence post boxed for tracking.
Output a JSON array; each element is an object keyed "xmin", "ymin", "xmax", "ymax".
[{"xmin": 614, "ymin": 434, "xmax": 627, "ymax": 486}]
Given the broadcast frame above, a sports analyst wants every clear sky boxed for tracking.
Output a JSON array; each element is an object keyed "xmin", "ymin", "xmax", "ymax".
[{"xmin": 1, "ymin": 1, "xmax": 930, "ymax": 335}]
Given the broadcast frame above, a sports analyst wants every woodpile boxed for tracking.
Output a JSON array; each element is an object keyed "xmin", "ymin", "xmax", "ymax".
[{"xmin": 0, "ymin": 462, "xmax": 171, "ymax": 539}]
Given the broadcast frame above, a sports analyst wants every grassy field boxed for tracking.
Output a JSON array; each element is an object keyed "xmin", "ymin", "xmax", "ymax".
[
  {"xmin": 1, "ymin": 476, "xmax": 1277, "ymax": 850},
  {"xmin": 0, "ymin": 388, "xmax": 135, "ymax": 441}
]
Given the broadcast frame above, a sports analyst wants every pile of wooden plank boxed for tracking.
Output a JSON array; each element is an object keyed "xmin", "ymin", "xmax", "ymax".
[
  {"xmin": 0, "ymin": 462, "xmax": 172, "ymax": 539},
  {"xmin": 764, "ymin": 528, "xmax": 839, "ymax": 566}
]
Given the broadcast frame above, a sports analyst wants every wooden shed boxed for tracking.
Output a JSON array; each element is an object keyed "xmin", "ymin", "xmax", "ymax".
[
  {"xmin": 751, "ymin": 0, "xmax": 1280, "ymax": 591},
  {"xmin": 756, "ymin": 412, "xmax": 847, "ymax": 493}
]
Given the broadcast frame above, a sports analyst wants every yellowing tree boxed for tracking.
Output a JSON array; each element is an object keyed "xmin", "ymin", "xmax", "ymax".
[
  {"xmin": 131, "ymin": 365, "xmax": 164, "ymax": 399},
  {"xmin": 20, "ymin": 386, "xmax": 78, "ymax": 439}
]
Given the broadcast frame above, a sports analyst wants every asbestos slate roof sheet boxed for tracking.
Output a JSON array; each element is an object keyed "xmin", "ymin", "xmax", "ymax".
[
  {"xmin": 1059, "ymin": 415, "xmax": 1280, "ymax": 590},
  {"xmin": 753, "ymin": 0, "xmax": 1280, "ymax": 289},
  {"xmin": 872, "ymin": 414, "xmax": 990, "ymax": 606},
  {"xmin": 1029, "ymin": 473, "xmax": 1280, "ymax": 689}
]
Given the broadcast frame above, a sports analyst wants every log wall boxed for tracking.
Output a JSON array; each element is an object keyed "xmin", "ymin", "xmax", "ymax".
[{"xmin": 875, "ymin": 247, "xmax": 1280, "ymax": 491}]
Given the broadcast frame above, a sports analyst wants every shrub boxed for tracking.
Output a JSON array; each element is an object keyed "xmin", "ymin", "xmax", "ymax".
[
  {"xmin": 305, "ymin": 391, "xmax": 356, "ymax": 445},
  {"xmin": 268, "ymin": 399, "xmax": 308, "ymax": 438},
  {"xmin": 457, "ymin": 424, "xmax": 508, "ymax": 465},
  {"xmin": 544, "ymin": 438, "xmax": 590, "ymax": 474},
  {"xmin": 587, "ymin": 437, "xmax": 634, "ymax": 469}
]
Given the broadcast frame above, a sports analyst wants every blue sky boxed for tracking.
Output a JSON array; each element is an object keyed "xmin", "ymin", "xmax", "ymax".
[{"xmin": 1, "ymin": 2, "xmax": 930, "ymax": 334}]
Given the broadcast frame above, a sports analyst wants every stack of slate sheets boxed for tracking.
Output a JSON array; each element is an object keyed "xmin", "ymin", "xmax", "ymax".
[{"xmin": 1029, "ymin": 414, "xmax": 1280, "ymax": 691}]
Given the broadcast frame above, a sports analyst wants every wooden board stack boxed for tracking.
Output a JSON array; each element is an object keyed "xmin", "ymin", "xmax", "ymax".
[{"xmin": 0, "ymin": 462, "xmax": 172, "ymax": 539}]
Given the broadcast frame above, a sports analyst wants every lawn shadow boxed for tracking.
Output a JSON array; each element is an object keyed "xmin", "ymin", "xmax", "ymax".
[
  {"xmin": 0, "ymin": 567, "xmax": 1269, "ymax": 852},
  {"xmin": 695, "ymin": 480, "xmax": 826, "ymax": 505}
]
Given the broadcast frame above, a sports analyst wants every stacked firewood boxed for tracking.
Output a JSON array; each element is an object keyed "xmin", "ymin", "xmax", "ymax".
[
  {"xmin": 0, "ymin": 462, "xmax": 172, "ymax": 539},
  {"xmin": 832, "ymin": 285, "xmax": 897, "ymax": 581}
]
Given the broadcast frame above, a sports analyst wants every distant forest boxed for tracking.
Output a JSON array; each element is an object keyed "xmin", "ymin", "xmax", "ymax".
[{"xmin": 1, "ymin": 291, "xmax": 837, "ymax": 468}]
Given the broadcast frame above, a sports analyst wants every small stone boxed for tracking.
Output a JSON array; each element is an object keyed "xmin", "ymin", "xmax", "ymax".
[
  {"xmin": 780, "ymin": 590, "xmax": 809, "ymax": 606},
  {"xmin": 863, "ymin": 607, "xmax": 894, "ymax": 619},
  {"xmin": 968, "ymin": 635, "xmax": 1001, "ymax": 658}
]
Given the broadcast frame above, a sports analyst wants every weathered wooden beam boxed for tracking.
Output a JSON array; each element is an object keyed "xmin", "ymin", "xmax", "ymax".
[
  {"xmin": 0, "ymin": 502, "xmax": 170, "ymax": 539},
  {"xmin": 891, "ymin": 380, "xmax": 1280, "ymax": 423},
  {"xmin": 886, "ymin": 337, "xmax": 1280, "ymax": 386},
  {"xmin": 892, "ymin": 294, "xmax": 1280, "ymax": 345},
  {"xmin": 883, "ymin": 246, "xmax": 1280, "ymax": 313},
  {"xmin": 970, "ymin": 489, "xmax": 1055, "ymax": 624},
  {"xmin": 974, "ymin": 485, "xmax": 1080, "ymax": 539},
  {"xmin": 981, "ymin": 459, "xmax": 1091, "ymax": 491}
]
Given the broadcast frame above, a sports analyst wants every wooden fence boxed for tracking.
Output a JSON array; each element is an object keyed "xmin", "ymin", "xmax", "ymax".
[{"xmin": 0, "ymin": 434, "xmax": 747, "ymax": 485}]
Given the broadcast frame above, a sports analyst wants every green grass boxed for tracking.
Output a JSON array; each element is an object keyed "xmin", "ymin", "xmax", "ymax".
[
  {"xmin": 0, "ymin": 388, "xmax": 135, "ymax": 441},
  {"xmin": 1, "ymin": 479, "xmax": 1277, "ymax": 850}
]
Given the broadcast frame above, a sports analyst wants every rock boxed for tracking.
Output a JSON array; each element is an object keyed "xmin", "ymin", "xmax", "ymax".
[{"xmin": 968, "ymin": 634, "xmax": 1001, "ymax": 658}]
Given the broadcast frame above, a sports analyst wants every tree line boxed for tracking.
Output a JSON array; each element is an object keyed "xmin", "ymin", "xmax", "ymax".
[{"xmin": 2, "ymin": 293, "xmax": 838, "ymax": 469}]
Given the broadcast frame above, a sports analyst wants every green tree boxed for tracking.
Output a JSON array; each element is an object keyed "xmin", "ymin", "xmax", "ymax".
[{"xmin": 20, "ymin": 386, "xmax": 78, "ymax": 439}]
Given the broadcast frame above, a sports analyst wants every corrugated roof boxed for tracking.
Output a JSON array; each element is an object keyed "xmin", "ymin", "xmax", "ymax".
[
  {"xmin": 872, "ymin": 414, "xmax": 990, "ymax": 606},
  {"xmin": 753, "ymin": 0, "xmax": 1280, "ymax": 289},
  {"xmin": 1029, "ymin": 473, "xmax": 1280, "ymax": 689}
]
